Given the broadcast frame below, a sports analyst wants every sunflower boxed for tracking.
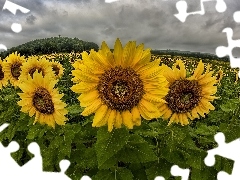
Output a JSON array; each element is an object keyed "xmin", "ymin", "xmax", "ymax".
[
  {"xmin": 0, "ymin": 59, "xmax": 9, "ymax": 89},
  {"xmin": 71, "ymin": 38, "xmax": 169, "ymax": 132},
  {"xmin": 71, "ymin": 60, "xmax": 83, "ymax": 83},
  {"xmin": 3, "ymin": 52, "xmax": 26, "ymax": 87},
  {"xmin": 234, "ymin": 69, "xmax": 239, "ymax": 84},
  {"xmin": 19, "ymin": 56, "xmax": 55, "ymax": 81},
  {"xmin": 17, "ymin": 71, "xmax": 68, "ymax": 128},
  {"xmin": 216, "ymin": 69, "xmax": 223, "ymax": 85},
  {"xmin": 50, "ymin": 60, "xmax": 64, "ymax": 79},
  {"xmin": 158, "ymin": 60, "xmax": 218, "ymax": 126}
]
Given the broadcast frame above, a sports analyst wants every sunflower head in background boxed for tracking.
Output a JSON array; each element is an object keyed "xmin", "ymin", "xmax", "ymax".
[
  {"xmin": 71, "ymin": 38, "xmax": 169, "ymax": 132},
  {"xmin": 17, "ymin": 71, "xmax": 68, "ymax": 128},
  {"xmin": 19, "ymin": 56, "xmax": 55, "ymax": 82},
  {"xmin": 3, "ymin": 52, "xmax": 26, "ymax": 87},
  {"xmin": 0, "ymin": 58, "xmax": 8, "ymax": 89},
  {"xmin": 158, "ymin": 60, "xmax": 218, "ymax": 126},
  {"xmin": 216, "ymin": 69, "xmax": 224, "ymax": 85},
  {"xmin": 50, "ymin": 60, "xmax": 64, "ymax": 79}
]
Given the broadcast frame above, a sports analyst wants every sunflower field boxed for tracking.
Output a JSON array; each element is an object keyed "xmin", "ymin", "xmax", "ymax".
[{"xmin": 0, "ymin": 38, "xmax": 239, "ymax": 180}]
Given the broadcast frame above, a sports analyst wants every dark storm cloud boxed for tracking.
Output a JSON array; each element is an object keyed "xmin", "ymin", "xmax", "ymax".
[
  {"xmin": 26, "ymin": 15, "xmax": 37, "ymax": 25},
  {"xmin": 1, "ymin": 0, "xmax": 240, "ymax": 56}
]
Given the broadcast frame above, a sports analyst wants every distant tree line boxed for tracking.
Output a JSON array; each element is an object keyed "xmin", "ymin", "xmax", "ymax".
[
  {"xmin": 0, "ymin": 37, "xmax": 99, "ymax": 59},
  {"xmin": 151, "ymin": 49, "xmax": 230, "ymax": 62}
]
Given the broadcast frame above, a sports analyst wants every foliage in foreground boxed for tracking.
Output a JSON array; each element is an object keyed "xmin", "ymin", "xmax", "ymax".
[{"xmin": 0, "ymin": 52, "xmax": 239, "ymax": 180}]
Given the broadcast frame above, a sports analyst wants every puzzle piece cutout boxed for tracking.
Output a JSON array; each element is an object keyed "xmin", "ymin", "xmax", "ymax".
[
  {"xmin": 0, "ymin": 123, "xmax": 92, "ymax": 180},
  {"xmin": 204, "ymin": 132, "xmax": 240, "ymax": 180},
  {"xmin": 174, "ymin": 0, "xmax": 227, "ymax": 22},
  {"xmin": 233, "ymin": 11, "xmax": 240, "ymax": 23},
  {"xmin": 0, "ymin": 0, "xmax": 30, "ymax": 51},
  {"xmin": 215, "ymin": 27, "xmax": 240, "ymax": 77},
  {"xmin": 154, "ymin": 165, "xmax": 190, "ymax": 180},
  {"xmin": 105, "ymin": 0, "xmax": 119, "ymax": 3}
]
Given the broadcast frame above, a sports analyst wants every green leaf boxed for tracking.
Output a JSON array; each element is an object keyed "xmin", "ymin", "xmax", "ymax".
[
  {"xmin": 92, "ymin": 170, "xmax": 115, "ymax": 180},
  {"xmin": 27, "ymin": 125, "xmax": 46, "ymax": 140},
  {"xmin": 95, "ymin": 127, "xmax": 129, "ymax": 168},
  {"xmin": 190, "ymin": 167, "xmax": 217, "ymax": 180},
  {"xmin": 117, "ymin": 168, "xmax": 133, "ymax": 180},
  {"xmin": 220, "ymin": 99, "xmax": 240, "ymax": 112},
  {"xmin": 145, "ymin": 160, "xmax": 172, "ymax": 180},
  {"xmin": 195, "ymin": 124, "xmax": 218, "ymax": 136},
  {"xmin": 164, "ymin": 125, "xmax": 188, "ymax": 150},
  {"xmin": 184, "ymin": 150, "xmax": 206, "ymax": 170},
  {"xmin": 117, "ymin": 134, "xmax": 157, "ymax": 163},
  {"xmin": 67, "ymin": 104, "xmax": 83, "ymax": 115}
]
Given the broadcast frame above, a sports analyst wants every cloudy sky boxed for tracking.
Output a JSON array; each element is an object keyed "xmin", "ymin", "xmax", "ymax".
[{"xmin": 1, "ymin": 0, "xmax": 240, "ymax": 56}]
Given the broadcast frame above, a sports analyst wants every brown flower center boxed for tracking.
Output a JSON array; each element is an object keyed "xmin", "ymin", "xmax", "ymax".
[
  {"xmin": 32, "ymin": 87, "xmax": 54, "ymax": 114},
  {"xmin": 29, "ymin": 67, "xmax": 44, "ymax": 78},
  {"xmin": 0, "ymin": 65, "xmax": 4, "ymax": 80},
  {"xmin": 52, "ymin": 65, "xmax": 60, "ymax": 76},
  {"xmin": 97, "ymin": 66, "xmax": 145, "ymax": 111},
  {"xmin": 165, "ymin": 80, "xmax": 202, "ymax": 113},
  {"xmin": 11, "ymin": 62, "xmax": 22, "ymax": 79},
  {"xmin": 216, "ymin": 72, "xmax": 222, "ymax": 81}
]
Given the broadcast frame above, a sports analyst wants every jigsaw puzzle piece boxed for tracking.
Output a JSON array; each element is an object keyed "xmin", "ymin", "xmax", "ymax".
[
  {"xmin": 174, "ymin": 1, "xmax": 188, "ymax": 22},
  {"xmin": 80, "ymin": 175, "xmax": 92, "ymax": 180},
  {"xmin": 0, "ymin": 141, "xmax": 21, "ymax": 179},
  {"xmin": 171, "ymin": 165, "xmax": 190, "ymax": 180},
  {"xmin": 215, "ymin": 0, "xmax": 227, "ymax": 12},
  {"xmin": 17, "ymin": 159, "xmax": 71, "ymax": 180},
  {"xmin": 205, "ymin": 132, "xmax": 240, "ymax": 179},
  {"xmin": 0, "ymin": 123, "xmax": 9, "ymax": 133},
  {"xmin": 20, "ymin": 142, "xmax": 42, "ymax": 173},
  {"xmin": 233, "ymin": 11, "xmax": 240, "ymax": 23},
  {"xmin": 216, "ymin": 28, "xmax": 240, "ymax": 77},
  {"xmin": 154, "ymin": 176, "xmax": 165, "ymax": 180},
  {"xmin": 174, "ymin": 0, "xmax": 227, "ymax": 22}
]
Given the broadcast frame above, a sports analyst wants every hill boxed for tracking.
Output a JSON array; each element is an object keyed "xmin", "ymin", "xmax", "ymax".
[{"xmin": 0, "ymin": 36, "xmax": 99, "ymax": 59}]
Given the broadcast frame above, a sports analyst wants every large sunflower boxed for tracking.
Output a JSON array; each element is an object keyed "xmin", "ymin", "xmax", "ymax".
[
  {"xmin": 71, "ymin": 60, "xmax": 83, "ymax": 83},
  {"xmin": 3, "ymin": 52, "xmax": 26, "ymax": 87},
  {"xmin": 19, "ymin": 56, "xmax": 55, "ymax": 81},
  {"xmin": 71, "ymin": 38, "xmax": 169, "ymax": 132},
  {"xmin": 0, "ymin": 59, "xmax": 9, "ymax": 89},
  {"xmin": 17, "ymin": 72, "xmax": 68, "ymax": 128},
  {"xmin": 158, "ymin": 60, "xmax": 218, "ymax": 126}
]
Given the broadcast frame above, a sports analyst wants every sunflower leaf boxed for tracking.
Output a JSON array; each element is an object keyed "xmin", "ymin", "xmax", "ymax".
[
  {"xmin": 92, "ymin": 170, "xmax": 115, "ymax": 180},
  {"xmin": 116, "ymin": 134, "xmax": 157, "ymax": 163},
  {"xmin": 95, "ymin": 127, "xmax": 129, "ymax": 168},
  {"xmin": 195, "ymin": 124, "xmax": 218, "ymax": 136},
  {"xmin": 220, "ymin": 99, "xmax": 240, "ymax": 112},
  {"xmin": 67, "ymin": 104, "xmax": 84, "ymax": 114},
  {"xmin": 145, "ymin": 160, "xmax": 172, "ymax": 180}
]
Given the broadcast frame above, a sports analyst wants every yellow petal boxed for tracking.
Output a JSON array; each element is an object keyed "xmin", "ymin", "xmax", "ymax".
[
  {"xmin": 113, "ymin": 38, "xmax": 123, "ymax": 66},
  {"xmin": 122, "ymin": 41, "xmax": 136, "ymax": 67},
  {"xmin": 130, "ymin": 43, "xmax": 144, "ymax": 68},
  {"xmin": 115, "ymin": 111, "xmax": 122, "ymax": 128},
  {"xmin": 133, "ymin": 48, "xmax": 151, "ymax": 71},
  {"xmin": 131, "ymin": 106, "xmax": 141, "ymax": 125},
  {"xmin": 122, "ymin": 110, "xmax": 133, "ymax": 129},
  {"xmin": 108, "ymin": 110, "xmax": 116, "ymax": 132},
  {"xmin": 143, "ymin": 93, "xmax": 167, "ymax": 103},
  {"xmin": 192, "ymin": 60, "xmax": 204, "ymax": 79},
  {"xmin": 92, "ymin": 104, "xmax": 108, "ymax": 127},
  {"xmin": 71, "ymin": 82, "xmax": 97, "ymax": 93},
  {"xmin": 181, "ymin": 113, "xmax": 189, "ymax": 125},
  {"xmin": 81, "ymin": 98, "xmax": 102, "ymax": 116},
  {"xmin": 78, "ymin": 90, "xmax": 99, "ymax": 107}
]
